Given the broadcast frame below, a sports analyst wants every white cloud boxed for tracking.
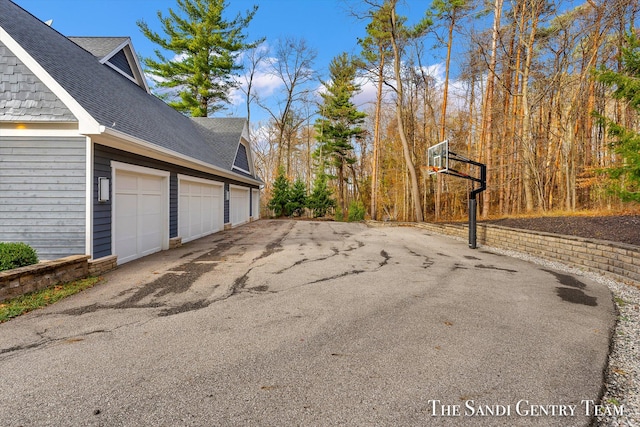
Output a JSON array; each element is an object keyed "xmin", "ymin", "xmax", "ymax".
[{"xmin": 352, "ymin": 77, "xmax": 382, "ymax": 110}]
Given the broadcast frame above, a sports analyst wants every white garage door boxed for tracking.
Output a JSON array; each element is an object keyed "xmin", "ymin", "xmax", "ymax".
[
  {"xmin": 229, "ymin": 185, "xmax": 250, "ymax": 226},
  {"xmin": 113, "ymin": 163, "xmax": 169, "ymax": 265},
  {"xmin": 179, "ymin": 175, "xmax": 223, "ymax": 243},
  {"xmin": 252, "ymin": 189, "xmax": 260, "ymax": 220}
]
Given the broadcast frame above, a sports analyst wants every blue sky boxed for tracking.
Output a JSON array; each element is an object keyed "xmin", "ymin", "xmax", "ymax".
[
  {"xmin": 14, "ymin": 0, "xmax": 380, "ymax": 73},
  {"xmin": 12, "ymin": 0, "xmax": 592, "ymax": 127},
  {"xmin": 14, "ymin": 0, "xmax": 431, "ymax": 123}
]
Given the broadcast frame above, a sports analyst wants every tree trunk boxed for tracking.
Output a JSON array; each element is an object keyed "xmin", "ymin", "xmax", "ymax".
[
  {"xmin": 370, "ymin": 49, "xmax": 385, "ymax": 221},
  {"xmin": 520, "ymin": 0, "xmax": 542, "ymax": 212},
  {"xmin": 390, "ymin": 3, "xmax": 423, "ymax": 222},
  {"xmin": 480, "ymin": 0, "xmax": 502, "ymax": 218}
]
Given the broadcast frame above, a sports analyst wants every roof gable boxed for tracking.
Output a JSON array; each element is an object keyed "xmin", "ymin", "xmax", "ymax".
[
  {"xmin": 0, "ymin": 40, "xmax": 75, "ymax": 122},
  {"xmin": 69, "ymin": 37, "xmax": 149, "ymax": 92},
  {"xmin": 233, "ymin": 143, "xmax": 251, "ymax": 174},
  {"xmin": 190, "ymin": 117, "xmax": 248, "ymax": 170}
]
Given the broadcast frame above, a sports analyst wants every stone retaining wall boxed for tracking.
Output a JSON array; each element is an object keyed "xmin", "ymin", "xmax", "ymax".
[
  {"xmin": 88, "ymin": 255, "xmax": 118, "ymax": 276},
  {"xmin": 369, "ymin": 221, "xmax": 640, "ymax": 288},
  {"xmin": 0, "ymin": 255, "xmax": 90, "ymax": 302}
]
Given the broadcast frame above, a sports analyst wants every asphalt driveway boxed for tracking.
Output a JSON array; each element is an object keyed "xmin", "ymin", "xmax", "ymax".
[{"xmin": 0, "ymin": 220, "xmax": 615, "ymax": 426}]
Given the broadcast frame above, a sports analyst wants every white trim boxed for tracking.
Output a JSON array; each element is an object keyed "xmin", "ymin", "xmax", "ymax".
[
  {"xmin": 229, "ymin": 184, "xmax": 251, "ymax": 191},
  {"xmin": 110, "ymin": 161, "xmax": 171, "ymax": 178},
  {"xmin": 177, "ymin": 174, "xmax": 224, "ymax": 187},
  {"xmin": 232, "ymin": 165, "xmax": 252, "ymax": 175},
  {"xmin": 0, "ymin": 27, "xmax": 101, "ymax": 134},
  {"xmin": 0, "ymin": 126, "xmax": 80, "ymax": 137},
  {"xmin": 98, "ymin": 39, "xmax": 149, "ymax": 93},
  {"xmin": 124, "ymin": 42, "xmax": 150, "ymax": 93},
  {"xmin": 97, "ymin": 39, "xmax": 131, "ymax": 64},
  {"xmin": 86, "ymin": 137, "xmax": 93, "ymax": 258},
  {"xmin": 110, "ymin": 161, "xmax": 170, "ymax": 264},
  {"xmin": 104, "ymin": 61, "xmax": 139, "ymax": 85}
]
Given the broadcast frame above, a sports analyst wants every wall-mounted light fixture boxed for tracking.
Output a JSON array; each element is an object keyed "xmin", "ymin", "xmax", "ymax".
[
  {"xmin": 225, "ymin": 189, "xmax": 230, "ymax": 201},
  {"xmin": 98, "ymin": 177, "xmax": 110, "ymax": 202}
]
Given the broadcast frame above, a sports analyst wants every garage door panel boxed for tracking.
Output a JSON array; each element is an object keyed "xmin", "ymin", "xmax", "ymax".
[
  {"xmin": 114, "ymin": 169, "xmax": 167, "ymax": 264},
  {"xmin": 139, "ymin": 175, "xmax": 163, "ymax": 193},
  {"xmin": 117, "ymin": 173, "xmax": 138, "ymax": 192},
  {"xmin": 178, "ymin": 177, "xmax": 223, "ymax": 243},
  {"xmin": 230, "ymin": 187, "xmax": 250, "ymax": 226},
  {"xmin": 190, "ymin": 196, "xmax": 203, "ymax": 236}
]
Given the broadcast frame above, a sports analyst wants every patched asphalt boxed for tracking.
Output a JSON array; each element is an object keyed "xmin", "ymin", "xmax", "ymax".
[{"xmin": 0, "ymin": 220, "xmax": 616, "ymax": 426}]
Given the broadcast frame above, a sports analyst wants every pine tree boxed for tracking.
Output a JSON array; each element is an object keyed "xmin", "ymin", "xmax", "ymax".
[
  {"xmin": 137, "ymin": 0, "xmax": 262, "ymax": 116},
  {"xmin": 594, "ymin": 31, "xmax": 640, "ymax": 202},
  {"xmin": 268, "ymin": 167, "xmax": 291, "ymax": 217},
  {"xmin": 314, "ymin": 53, "xmax": 367, "ymax": 215},
  {"xmin": 286, "ymin": 178, "xmax": 308, "ymax": 217},
  {"xmin": 307, "ymin": 173, "xmax": 335, "ymax": 218}
]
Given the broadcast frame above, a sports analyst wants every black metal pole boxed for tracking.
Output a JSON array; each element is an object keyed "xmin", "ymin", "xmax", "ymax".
[
  {"xmin": 469, "ymin": 194, "xmax": 477, "ymax": 249},
  {"xmin": 440, "ymin": 152, "xmax": 486, "ymax": 249}
]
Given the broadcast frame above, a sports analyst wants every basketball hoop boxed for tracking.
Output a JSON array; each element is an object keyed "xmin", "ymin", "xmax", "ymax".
[
  {"xmin": 426, "ymin": 139, "xmax": 486, "ymax": 249},
  {"xmin": 427, "ymin": 140, "xmax": 449, "ymax": 175}
]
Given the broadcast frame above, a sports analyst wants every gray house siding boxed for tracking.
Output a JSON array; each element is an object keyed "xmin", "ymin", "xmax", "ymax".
[
  {"xmin": 0, "ymin": 136, "xmax": 86, "ymax": 260},
  {"xmin": 93, "ymin": 144, "xmax": 256, "ymax": 258}
]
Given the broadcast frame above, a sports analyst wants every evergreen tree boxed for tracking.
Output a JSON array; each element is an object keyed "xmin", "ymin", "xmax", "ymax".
[
  {"xmin": 286, "ymin": 178, "xmax": 308, "ymax": 217},
  {"xmin": 594, "ymin": 31, "xmax": 640, "ymax": 202},
  {"xmin": 314, "ymin": 53, "xmax": 367, "ymax": 215},
  {"xmin": 137, "ymin": 0, "xmax": 262, "ymax": 116},
  {"xmin": 268, "ymin": 167, "xmax": 291, "ymax": 217},
  {"xmin": 307, "ymin": 173, "xmax": 336, "ymax": 218}
]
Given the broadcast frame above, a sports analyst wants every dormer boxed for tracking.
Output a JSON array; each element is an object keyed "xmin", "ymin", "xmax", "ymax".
[
  {"xmin": 232, "ymin": 140, "xmax": 253, "ymax": 176},
  {"xmin": 69, "ymin": 36, "xmax": 149, "ymax": 93}
]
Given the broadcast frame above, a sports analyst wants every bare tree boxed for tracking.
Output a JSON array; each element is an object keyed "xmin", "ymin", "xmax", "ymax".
[
  {"xmin": 240, "ymin": 43, "xmax": 270, "ymax": 134},
  {"xmin": 259, "ymin": 36, "xmax": 318, "ymax": 177}
]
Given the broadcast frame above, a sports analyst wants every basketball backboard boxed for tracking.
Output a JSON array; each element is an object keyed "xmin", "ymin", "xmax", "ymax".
[{"xmin": 427, "ymin": 140, "xmax": 449, "ymax": 175}]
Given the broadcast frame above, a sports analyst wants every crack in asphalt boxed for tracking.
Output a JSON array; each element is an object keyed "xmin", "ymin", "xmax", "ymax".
[
  {"xmin": 0, "ymin": 320, "xmax": 150, "ymax": 360},
  {"xmin": 406, "ymin": 248, "xmax": 434, "ymax": 269},
  {"xmin": 252, "ymin": 221, "xmax": 295, "ymax": 262},
  {"xmin": 475, "ymin": 264, "xmax": 517, "ymax": 273},
  {"xmin": 379, "ymin": 250, "xmax": 391, "ymax": 268},
  {"xmin": 58, "ymin": 229, "xmax": 257, "ymax": 317},
  {"xmin": 307, "ymin": 270, "xmax": 367, "ymax": 285}
]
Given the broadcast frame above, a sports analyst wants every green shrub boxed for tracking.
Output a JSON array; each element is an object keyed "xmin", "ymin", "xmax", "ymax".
[
  {"xmin": 0, "ymin": 242, "xmax": 39, "ymax": 272},
  {"xmin": 347, "ymin": 201, "xmax": 365, "ymax": 222},
  {"xmin": 307, "ymin": 173, "xmax": 335, "ymax": 218}
]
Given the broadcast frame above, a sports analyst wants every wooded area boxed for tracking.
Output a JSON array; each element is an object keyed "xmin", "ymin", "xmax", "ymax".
[
  {"xmin": 245, "ymin": 0, "xmax": 639, "ymax": 221},
  {"xmin": 139, "ymin": 0, "xmax": 639, "ymax": 221}
]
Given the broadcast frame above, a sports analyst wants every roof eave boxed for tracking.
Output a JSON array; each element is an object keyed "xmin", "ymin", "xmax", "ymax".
[{"xmin": 93, "ymin": 126, "xmax": 262, "ymax": 186}]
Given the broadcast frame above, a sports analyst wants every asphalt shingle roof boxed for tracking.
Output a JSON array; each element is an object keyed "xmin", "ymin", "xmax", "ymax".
[
  {"xmin": 68, "ymin": 37, "xmax": 129, "ymax": 60},
  {"xmin": 0, "ymin": 0, "xmax": 257, "ymax": 182}
]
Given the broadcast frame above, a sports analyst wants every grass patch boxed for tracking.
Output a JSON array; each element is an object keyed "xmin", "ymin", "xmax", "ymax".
[
  {"xmin": 614, "ymin": 296, "xmax": 627, "ymax": 307},
  {"xmin": 0, "ymin": 276, "xmax": 101, "ymax": 323}
]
